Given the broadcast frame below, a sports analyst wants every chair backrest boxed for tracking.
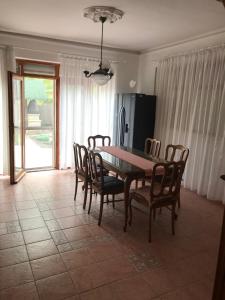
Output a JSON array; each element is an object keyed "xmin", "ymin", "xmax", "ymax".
[
  {"xmin": 73, "ymin": 143, "xmax": 89, "ymax": 175},
  {"xmin": 89, "ymin": 151, "xmax": 104, "ymax": 188},
  {"xmin": 88, "ymin": 135, "xmax": 111, "ymax": 149},
  {"xmin": 144, "ymin": 138, "xmax": 161, "ymax": 158},
  {"xmin": 150, "ymin": 161, "xmax": 185, "ymax": 202},
  {"xmin": 165, "ymin": 144, "xmax": 189, "ymax": 164}
]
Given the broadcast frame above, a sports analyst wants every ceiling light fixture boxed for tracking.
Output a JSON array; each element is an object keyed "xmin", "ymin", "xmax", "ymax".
[
  {"xmin": 83, "ymin": 6, "xmax": 124, "ymax": 86},
  {"xmin": 217, "ymin": 0, "xmax": 225, "ymax": 7}
]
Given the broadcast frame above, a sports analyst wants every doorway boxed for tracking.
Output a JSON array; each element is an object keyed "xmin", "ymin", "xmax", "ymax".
[
  {"xmin": 24, "ymin": 77, "xmax": 55, "ymax": 169},
  {"xmin": 8, "ymin": 60, "xmax": 60, "ymax": 183}
]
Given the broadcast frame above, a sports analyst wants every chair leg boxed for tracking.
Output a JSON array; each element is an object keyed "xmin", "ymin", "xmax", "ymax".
[
  {"xmin": 112, "ymin": 195, "xmax": 115, "ymax": 208},
  {"xmin": 149, "ymin": 208, "xmax": 153, "ymax": 243},
  {"xmin": 106, "ymin": 194, "xmax": 109, "ymax": 205},
  {"xmin": 171, "ymin": 204, "xmax": 175, "ymax": 235},
  {"xmin": 98, "ymin": 194, "xmax": 104, "ymax": 226},
  {"xmin": 83, "ymin": 180, "xmax": 88, "ymax": 209},
  {"xmin": 128, "ymin": 198, "xmax": 133, "ymax": 226},
  {"xmin": 74, "ymin": 175, "xmax": 78, "ymax": 201},
  {"xmin": 142, "ymin": 180, "xmax": 145, "ymax": 187},
  {"xmin": 88, "ymin": 185, "xmax": 93, "ymax": 214},
  {"xmin": 177, "ymin": 192, "xmax": 181, "ymax": 208}
]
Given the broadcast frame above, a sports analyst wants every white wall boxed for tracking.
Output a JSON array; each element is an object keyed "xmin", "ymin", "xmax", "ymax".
[
  {"xmin": 0, "ymin": 32, "xmax": 140, "ymax": 94},
  {"xmin": 137, "ymin": 30, "xmax": 225, "ymax": 94}
]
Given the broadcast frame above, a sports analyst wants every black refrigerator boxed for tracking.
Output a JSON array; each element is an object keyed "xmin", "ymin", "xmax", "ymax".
[{"xmin": 114, "ymin": 93, "xmax": 156, "ymax": 151}]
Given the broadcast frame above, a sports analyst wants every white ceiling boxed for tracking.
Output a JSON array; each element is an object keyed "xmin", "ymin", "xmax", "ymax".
[{"xmin": 0, "ymin": 0, "xmax": 225, "ymax": 52}]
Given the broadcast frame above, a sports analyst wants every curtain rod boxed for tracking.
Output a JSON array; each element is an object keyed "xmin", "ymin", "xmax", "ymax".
[
  {"xmin": 58, "ymin": 53, "xmax": 99, "ymax": 62},
  {"xmin": 8, "ymin": 46, "xmax": 101, "ymax": 61},
  {"xmin": 58, "ymin": 52, "xmax": 120, "ymax": 64},
  {"xmin": 159, "ymin": 42, "xmax": 225, "ymax": 62},
  {"xmin": 0, "ymin": 45, "xmax": 118, "ymax": 63}
]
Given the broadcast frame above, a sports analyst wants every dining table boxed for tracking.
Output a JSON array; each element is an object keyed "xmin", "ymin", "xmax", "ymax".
[{"xmin": 97, "ymin": 145, "xmax": 166, "ymax": 231}]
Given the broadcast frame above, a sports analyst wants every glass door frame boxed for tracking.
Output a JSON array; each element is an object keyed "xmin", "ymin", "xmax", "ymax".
[
  {"xmin": 16, "ymin": 60, "xmax": 60, "ymax": 170},
  {"xmin": 8, "ymin": 72, "xmax": 25, "ymax": 184}
]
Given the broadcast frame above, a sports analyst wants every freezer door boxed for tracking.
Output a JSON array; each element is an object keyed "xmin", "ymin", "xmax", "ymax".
[{"xmin": 132, "ymin": 94, "xmax": 156, "ymax": 150}]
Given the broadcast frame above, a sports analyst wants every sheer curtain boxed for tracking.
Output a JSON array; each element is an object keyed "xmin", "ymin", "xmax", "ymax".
[
  {"xmin": 0, "ymin": 47, "xmax": 9, "ymax": 175},
  {"xmin": 59, "ymin": 55, "xmax": 116, "ymax": 169},
  {"xmin": 155, "ymin": 45, "xmax": 225, "ymax": 203}
]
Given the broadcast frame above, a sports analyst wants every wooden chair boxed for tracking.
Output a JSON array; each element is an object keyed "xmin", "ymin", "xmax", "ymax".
[
  {"xmin": 73, "ymin": 143, "xmax": 91, "ymax": 210},
  {"xmin": 164, "ymin": 144, "xmax": 189, "ymax": 208},
  {"xmin": 136, "ymin": 138, "xmax": 161, "ymax": 188},
  {"xmin": 129, "ymin": 161, "xmax": 185, "ymax": 242},
  {"xmin": 88, "ymin": 135, "xmax": 111, "ymax": 149},
  {"xmin": 88, "ymin": 134, "xmax": 115, "ymax": 181},
  {"xmin": 144, "ymin": 138, "xmax": 161, "ymax": 158},
  {"xmin": 165, "ymin": 144, "xmax": 189, "ymax": 164},
  {"xmin": 212, "ymin": 175, "xmax": 225, "ymax": 300},
  {"xmin": 88, "ymin": 151, "xmax": 124, "ymax": 226}
]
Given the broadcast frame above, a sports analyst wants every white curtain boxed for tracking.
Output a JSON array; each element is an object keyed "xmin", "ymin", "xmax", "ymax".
[
  {"xmin": 0, "ymin": 47, "xmax": 9, "ymax": 175},
  {"xmin": 155, "ymin": 45, "xmax": 225, "ymax": 203},
  {"xmin": 59, "ymin": 55, "xmax": 116, "ymax": 169}
]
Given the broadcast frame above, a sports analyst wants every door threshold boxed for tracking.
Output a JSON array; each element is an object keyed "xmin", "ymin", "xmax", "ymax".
[{"xmin": 26, "ymin": 167, "xmax": 55, "ymax": 173}]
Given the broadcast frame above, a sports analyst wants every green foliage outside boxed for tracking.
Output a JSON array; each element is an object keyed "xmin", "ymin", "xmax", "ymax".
[
  {"xmin": 33, "ymin": 134, "xmax": 50, "ymax": 142},
  {"xmin": 30, "ymin": 132, "xmax": 52, "ymax": 146},
  {"xmin": 25, "ymin": 78, "xmax": 53, "ymax": 105}
]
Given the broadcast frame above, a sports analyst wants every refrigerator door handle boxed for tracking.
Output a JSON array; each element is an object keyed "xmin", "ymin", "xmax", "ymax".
[{"xmin": 118, "ymin": 105, "xmax": 126, "ymax": 146}]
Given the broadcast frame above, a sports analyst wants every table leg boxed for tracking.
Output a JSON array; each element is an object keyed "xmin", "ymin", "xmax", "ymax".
[{"xmin": 124, "ymin": 176, "xmax": 133, "ymax": 232}]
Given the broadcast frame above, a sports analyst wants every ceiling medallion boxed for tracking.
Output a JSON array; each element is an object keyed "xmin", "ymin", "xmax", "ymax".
[
  {"xmin": 83, "ymin": 6, "xmax": 124, "ymax": 86},
  {"xmin": 83, "ymin": 6, "xmax": 124, "ymax": 23}
]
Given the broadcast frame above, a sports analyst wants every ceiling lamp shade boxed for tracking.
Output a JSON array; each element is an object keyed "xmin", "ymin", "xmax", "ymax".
[{"xmin": 83, "ymin": 6, "xmax": 124, "ymax": 86}]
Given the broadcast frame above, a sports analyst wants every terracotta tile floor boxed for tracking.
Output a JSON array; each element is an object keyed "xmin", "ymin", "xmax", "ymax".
[{"xmin": 0, "ymin": 170, "xmax": 223, "ymax": 300}]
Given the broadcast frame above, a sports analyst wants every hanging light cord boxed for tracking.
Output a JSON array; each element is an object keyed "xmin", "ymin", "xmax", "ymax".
[
  {"xmin": 83, "ymin": 15, "xmax": 113, "ymax": 81},
  {"xmin": 99, "ymin": 16, "xmax": 106, "ymax": 69}
]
